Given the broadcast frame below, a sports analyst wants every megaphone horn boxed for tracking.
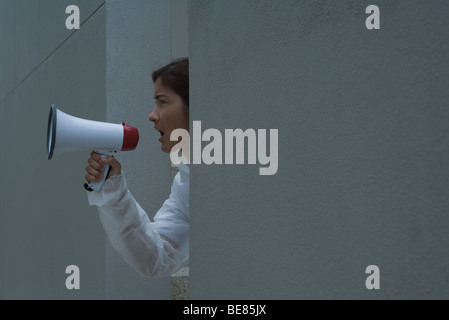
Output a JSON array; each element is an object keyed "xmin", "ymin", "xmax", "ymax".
[{"xmin": 46, "ymin": 104, "xmax": 139, "ymax": 191}]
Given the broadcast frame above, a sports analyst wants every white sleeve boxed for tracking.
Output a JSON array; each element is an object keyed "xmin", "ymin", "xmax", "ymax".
[{"xmin": 87, "ymin": 171, "xmax": 189, "ymax": 278}]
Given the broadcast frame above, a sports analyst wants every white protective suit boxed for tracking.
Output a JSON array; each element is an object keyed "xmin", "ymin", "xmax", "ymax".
[{"xmin": 88, "ymin": 164, "xmax": 189, "ymax": 278}]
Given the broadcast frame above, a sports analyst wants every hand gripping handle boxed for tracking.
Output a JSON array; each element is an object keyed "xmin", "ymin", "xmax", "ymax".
[{"xmin": 84, "ymin": 150, "xmax": 113, "ymax": 192}]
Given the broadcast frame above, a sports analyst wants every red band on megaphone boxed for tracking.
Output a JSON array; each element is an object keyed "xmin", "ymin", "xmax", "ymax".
[{"xmin": 121, "ymin": 122, "xmax": 139, "ymax": 151}]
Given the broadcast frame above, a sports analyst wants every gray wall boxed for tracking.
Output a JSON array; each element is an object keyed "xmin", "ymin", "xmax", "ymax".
[
  {"xmin": 102, "ymin": 0, "xmax": 172, "ymax": 300},
  {"xmin": 189, "ymin": 0, "xmax": 449, "ymax": 299},
  {"xmin": 0, "ymin": 0, "xmax": 106, "ymax": 299},
  {"xmin": 0, "ymin": 0, "xmax": 182, "ymax": 299},
  {"xmin": 2, "ymin": 0, "xmax": 448, "ymax": 300}
]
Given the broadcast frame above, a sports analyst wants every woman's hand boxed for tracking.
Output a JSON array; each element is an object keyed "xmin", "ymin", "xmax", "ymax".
[{"xmin": 85, "ymin": 151, "xmax": 122, "ymax": 183}]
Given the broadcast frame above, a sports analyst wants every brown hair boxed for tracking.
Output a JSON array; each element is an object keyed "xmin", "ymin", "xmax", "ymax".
[{"xmin": 152, "ymin": 57, "xmax": 189, "ymax": 108}]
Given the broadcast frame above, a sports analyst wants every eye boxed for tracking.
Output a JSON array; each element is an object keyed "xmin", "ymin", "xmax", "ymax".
[{"xmin": 157, "ymin": 100, "xmax": 167, "ymax": 107}]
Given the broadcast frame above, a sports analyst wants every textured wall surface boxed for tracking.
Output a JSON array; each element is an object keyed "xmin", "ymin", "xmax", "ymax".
[
  {"xmin": 0, "ymin": 0, "xmax": 177, "ymax": 299},
  {"xmin": 0, "ymin": 0, "xmax": 106, "ymax": 299},
  {"xmin": 0, "ymin": 0, "xmax": 104, "ymax": 101},
  {"xmin": 102, "ymin": 0, "xmax": 172, "ymax": 300},
  {"xmin": 189, "ymin": 0, "xmax": 449, "ymax": 299}
]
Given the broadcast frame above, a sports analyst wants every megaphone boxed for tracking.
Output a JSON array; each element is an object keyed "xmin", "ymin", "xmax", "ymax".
[{"xmin": 46, "ymin": 104, "xmax": 139, "ymax": 191}]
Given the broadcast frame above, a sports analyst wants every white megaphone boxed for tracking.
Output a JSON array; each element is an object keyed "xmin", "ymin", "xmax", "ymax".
[{"xmin": 46, "ymin": 104, "xmax": 139, "ymax": 191}]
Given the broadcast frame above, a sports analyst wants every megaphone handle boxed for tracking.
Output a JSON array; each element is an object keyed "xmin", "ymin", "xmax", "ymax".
[{"xmin": 84, "ymin": 151, "xmax": 113, "ymax": 192}]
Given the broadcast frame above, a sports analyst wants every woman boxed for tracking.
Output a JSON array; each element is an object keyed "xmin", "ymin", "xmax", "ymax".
[{"xmin": 85, "ymin": 57, "xmax": 189, "ymax": 278}]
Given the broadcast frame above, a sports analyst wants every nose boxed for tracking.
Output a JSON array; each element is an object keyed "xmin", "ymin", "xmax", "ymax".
[{"xmin": 149, "ymin": 105, "xmax": 158, "ymax": 123}]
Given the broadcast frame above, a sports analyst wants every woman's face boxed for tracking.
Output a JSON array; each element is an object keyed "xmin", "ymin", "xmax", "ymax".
[{"xmin": 149, "ymin": 78, "xmax": 189, "ymax": 153}]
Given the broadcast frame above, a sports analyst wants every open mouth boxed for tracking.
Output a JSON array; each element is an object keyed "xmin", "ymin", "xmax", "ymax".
[{"xmin": 156, "ymin": 128, "xmax": 165, "ymax": 140}]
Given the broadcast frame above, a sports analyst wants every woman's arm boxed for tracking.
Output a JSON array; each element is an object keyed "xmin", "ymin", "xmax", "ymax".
[{"xmin": 88, "ymin": 172, "xmax": 189, "ymax": 278}]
